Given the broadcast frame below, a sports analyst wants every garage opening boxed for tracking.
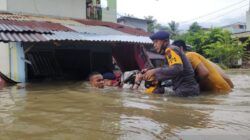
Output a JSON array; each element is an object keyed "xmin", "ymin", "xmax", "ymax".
[{"xmin": 23, "ymin": 42, "xmax": 112, "ymax": 81}]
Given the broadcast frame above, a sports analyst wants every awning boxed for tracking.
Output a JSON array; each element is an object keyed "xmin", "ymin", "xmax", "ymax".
[{"xmin": 0, "ymin": 31, "xmax": 152, "ymax": 44}]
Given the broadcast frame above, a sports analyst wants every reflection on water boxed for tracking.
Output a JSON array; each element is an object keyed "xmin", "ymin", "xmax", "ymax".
[{"xmin": 1, "ymin": 70, "xmax": 250, "ymax": 140}]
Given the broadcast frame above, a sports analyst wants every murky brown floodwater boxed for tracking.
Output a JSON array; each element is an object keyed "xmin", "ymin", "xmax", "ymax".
[{"xmin": 1, "ymin": 70, "xmax": 250, "ymax": 140}]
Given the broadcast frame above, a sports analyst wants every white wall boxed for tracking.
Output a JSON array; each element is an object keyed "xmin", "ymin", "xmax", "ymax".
[
  {"xmin": 0, "ymin": 0, "xmax": 7, "ymax": 11},
  {"xmin": 102, "ymin": 7, "xmax": 116, "ymax": 22},
  {"xmin": 0, "ymin": 43, "xmax": 10, "ymax": 77},
  {"xmin": 7, "ymin": 0, "xmax": 86, "ymax": 19},
  {"xmin": 9, "ymin": 42, "xmax": 26, "ymax": 82},
  {"xmin": 247, "ymin": 10, "xmax": 250, "ymax": 31},
  {"xmin": 102, "ymin": 0, "xmax": 116, "ymax": 22}
]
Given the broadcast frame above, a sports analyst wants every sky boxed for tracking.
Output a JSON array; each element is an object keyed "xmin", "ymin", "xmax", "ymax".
[{"xmin": 117, "ymin": 0, "xmax": 249, "ymax": 30}]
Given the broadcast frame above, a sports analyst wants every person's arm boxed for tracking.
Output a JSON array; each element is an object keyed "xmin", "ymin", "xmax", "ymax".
[
  {"xmin": 132, "ymin": 73, "xmax": 143, "ymax": 89},
  {"xmin": 186, "ymin": 52, "xmax": 209, "ymax": 82},
  {"xmin": 154, "ymin": 64, "xmax": 183, "ymax": 81},
  {"xmin": 144, "ymin": 47, "xmax": 184, "ymax": 81}
]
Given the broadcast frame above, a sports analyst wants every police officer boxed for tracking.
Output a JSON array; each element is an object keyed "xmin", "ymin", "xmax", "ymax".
[{"xmin": 143, "ymin": 31, "xmax": 200, "ymax": 96}]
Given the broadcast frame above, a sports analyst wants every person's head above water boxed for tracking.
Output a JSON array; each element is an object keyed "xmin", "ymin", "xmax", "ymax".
[
  {"xmin": 88, "ymin": 72, "xmax": 104, "ymax": 88},
  {"xmin": 149, "ymin": 31, "xmax": 170, "ymax": 55}
]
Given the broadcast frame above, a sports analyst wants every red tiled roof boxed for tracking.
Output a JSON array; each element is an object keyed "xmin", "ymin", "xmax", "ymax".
[{"xmin": 74, "ymin": 19, "xmax": 151, "ymax": 36}]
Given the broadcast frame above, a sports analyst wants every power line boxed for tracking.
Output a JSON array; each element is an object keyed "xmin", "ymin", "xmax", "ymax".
[
  {"xmin": 202, "ymin": 4, "xmax": 248, "ymax": 22},
  {"xmin": 180, "ymin": 0, "xmax": 248, "ymax": 24}
]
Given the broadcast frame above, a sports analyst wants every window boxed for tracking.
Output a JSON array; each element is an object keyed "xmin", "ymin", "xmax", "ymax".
[
  {"xmin": 239, "ymin": 25, "xmax": 246, "ymax": 29},
  {"xmin": 86, "ymin": 0, "xmax": 103, "ymax": 20}
]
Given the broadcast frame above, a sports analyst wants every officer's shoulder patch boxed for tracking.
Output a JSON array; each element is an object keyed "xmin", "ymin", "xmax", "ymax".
[{"xmin": 165, "ymin": 48, "xmax": 183, "ymax": 66}]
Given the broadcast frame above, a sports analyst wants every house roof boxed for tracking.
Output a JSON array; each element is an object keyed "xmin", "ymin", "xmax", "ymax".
[
  {"xmin": 221, "ymin": 22, "xmax": 246, "ymax": 28},
  {"xmin": 232, "ymin": 31, "xmax": 250, "ymax": 38},
  {"xmin": 117, "ymin": 16, "xmax": 151, "ymax": 23},
  {"xmin": 74, "ymin": 19, "xmax": 150, "ymax": 36},
  {"xmin": 44, "ymin": 31, "xmax": 152, "ymax": 43},
  {"xmin": 0, "ymin": 11, "xmax": 152, "ymax": 43}
]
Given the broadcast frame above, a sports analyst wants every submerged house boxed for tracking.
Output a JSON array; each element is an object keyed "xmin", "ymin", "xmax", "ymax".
[
  {"xmin": 0, "ymin": 0, "xmax": 155, "ymax": 84},
  {"xmin": 0, "ymin": 11, "xmax": 152, "ymax": 83}
]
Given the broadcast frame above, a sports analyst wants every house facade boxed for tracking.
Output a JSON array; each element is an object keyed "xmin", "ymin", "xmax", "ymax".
[
  {"xmin": 0, "ymin": 0, "xmax": 116, "ymax": 22},
  {"xmin": 117, "ymin": 16, "xmax": 150, "ymax": 32},
  {"xmin": 221, "ymin": 22, "xmax": 246, "ymax": 34}
]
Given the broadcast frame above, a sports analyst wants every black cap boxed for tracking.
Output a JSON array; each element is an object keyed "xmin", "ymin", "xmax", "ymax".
[
  {"xmin": 150, "ymin": 31, "xmax": 170, "ymax": 41},
  {"xmin": 102, "ymin": 72, "xmax": 115, "ymax": 80},
  {"xmin": 172, "ymin": 40, "xmax": 192, "ymax": 51}
]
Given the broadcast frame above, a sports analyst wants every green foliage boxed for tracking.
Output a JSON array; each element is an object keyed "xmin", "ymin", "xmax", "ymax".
[
  {"xmin": 180, "ymin": 24, "xmax": 247, "ymax": 67},
  {"xmin": 188, "ymin": 22, "xmax": 202, "ymax": 33},
  {"xmin": 202, "ymin": 29, "xmax": 245, "ymax": 67}
]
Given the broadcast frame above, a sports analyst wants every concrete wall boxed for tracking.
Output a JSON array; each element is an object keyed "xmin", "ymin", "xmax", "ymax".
[
  {"xmin": 9, "ymin": 42, "xmax": 26, "ymax": 82},
  {"xmin": 102, "ymin": 0, "xmax": 117, "ymax": 22},
  {"xmin": 0, "ymin": 42, "xmax": 26, "ymax": 82},
  {"xmin": 7, "ymin": 0, "xmax": 86, "ymax": 19},
  {"xmin": 0, "ymin": 43, "xmax": 10, "ymax": 77},
  {"xmin": 247, "ymin": 10, "xmax": 250, "ymax": 31},
  {"xmin": 4, "ymin": 0, "xmax": 117, "ymax": 22},
  {"xmin": 0, "ymin": 0, "xmax": 7, "ymax": 11}
]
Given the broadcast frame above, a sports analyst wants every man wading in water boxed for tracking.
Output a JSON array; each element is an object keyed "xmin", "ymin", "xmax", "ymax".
[{"xmin": 143, "ymin": 31, "xmax": 200, "ymax": 96}]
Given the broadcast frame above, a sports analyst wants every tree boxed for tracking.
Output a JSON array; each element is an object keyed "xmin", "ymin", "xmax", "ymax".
[
  {"xmin": 203, "ymin": 28, "xmax": 247, "ymax": 67},
  {"xmin": 188, "ymin": 22, "xmax": 202, "ymax": 33},
  {"xmin": 183, "ymin": 27, "xmax": 246, "ymax": 67},
  {"xmin": 166, "ymin": 21, "xmax": 179, "ymax": 40},
  {"xmin": 144, "ymin": 16, "xmax": 157, "ymax": 33}
]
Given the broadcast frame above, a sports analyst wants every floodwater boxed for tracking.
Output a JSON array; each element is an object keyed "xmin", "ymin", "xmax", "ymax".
[{"xmin": 1, "ymin": 70, "xmax": 250, "ymax": 140}]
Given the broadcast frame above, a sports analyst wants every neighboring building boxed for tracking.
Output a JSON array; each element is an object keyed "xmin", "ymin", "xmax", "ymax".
[
  {"xmin": 0, "ymin": 0, "xmax": 116, "ymax": 22},
  {"xmin": 117, "ymin": 16, "xmax": 150, "ymax": 32},
  {"xmin": 246, "ymin": 1, "xmax": 250, "ymax": 31},
  {"xmin": 221, "ymin": 22, "xmax": 246, "ymax": 34}
]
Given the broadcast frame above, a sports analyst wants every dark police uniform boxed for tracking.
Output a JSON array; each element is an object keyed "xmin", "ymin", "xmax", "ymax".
[{"xmin": 150, "ymin": 31, "xmax": 199, "ymax": 96}]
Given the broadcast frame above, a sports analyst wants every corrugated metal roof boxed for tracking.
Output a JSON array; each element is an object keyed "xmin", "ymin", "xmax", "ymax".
[
  {"xmin": 0, "ymin": 23, "xmax": 52, "ymax": 33},
  {"xmin": 0, "ymin": 12, "xmax": 152, "ymax": 43},
  {"xmin": 0, "ymin": 30, "xmax": 152, "ymax": 43},
  {"xmin": 81, "ymin": 34, "xmax": 152, "ymax": 43},
  {"xmin": 0, "ymin": 12, "xmax": 151, "ymax": 36},
  {"xmin": 43, "ymin": 31, "xmax": 83, "ymax": 41},
  {"xmin": 64, "ymin": 24, "xmax": 129, "ymax": 35},
  {"xmin": 0, "ymin": 32, "xmax": 47, "ymax": 42},
  {"xmin": 44, "ymin": 31, "xmax": 152, "ymax": 43},
  {"xmin": 0, "ymin": 12, "xmax": 29, "ymax": 21},
  {"xmin": 28, "ymin": 16, "xmax": 83, "ymax": 26},
  {"xmin": 0, "ymin": 19, "xmax": 73, "ymax": 32}
]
